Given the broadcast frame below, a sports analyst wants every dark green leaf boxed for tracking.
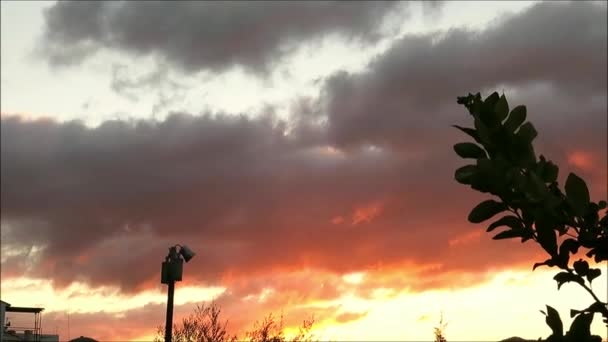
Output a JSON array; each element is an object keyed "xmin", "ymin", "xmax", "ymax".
[
  {"xmin": 504, "ymin": 105, "xmax": 527, "ymax": 132},
  {"xmin": 586, "ymin": 268, "xmax": 601, "ymax": 284},
  {"xmin": 492, "ymin": 229, "xmax": 522, "ymax": 240},
  {"xmin": 553, "ymin": 272, "xmax": 584, "ymax": 290},
  {"xmin": 566, "ymin": 313, "xmax": 593, "ymax": 340},
  {"xmin": 487, "ymin": 215, "xmax": 522, "ymax": 232},
  {"xmin": 544, "ymin": 305, "xmax": 563, "ymax": 337},
  {"xmin": 598, "ymin": 200, "xmax": 607, "ymax": 209},
  {"xmin": 516, "ymin": 122, "xmax": 538, "ymax": 143},
  {"xmin": 573, "ymin": 259, "xmax": 589, "ymax": 277},
  {"xmin": 565, "ymin": 173, "xmax": 590, "ymax": 216},
  {"xmin": 468, "ymin": 200, "xmax": 507, "ymax": 223},
  {"xmin": 494, "ymin": 94, "xmax": 509, "ymax": 122},
  {"xmin": 455, "ymin": 165, "xmax": 477, "ymax": 184},
  {"xmin": 454, "ymin": 142, "xmax": 486, "ymax": 159}
]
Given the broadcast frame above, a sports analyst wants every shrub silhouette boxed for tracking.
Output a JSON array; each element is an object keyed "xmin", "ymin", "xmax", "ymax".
[
  {"xmin": 245, "ymin": 312, "xmax": 315, "ymax": 342},
  {"xmin": 154, "ymin": 302, "xmax": 237, "ymax": 342},
  {"xmin": 453, "ymin": 92, "xmax": 607, "ymax": 342},
  {"xmin": 154, "ymin": 302, "xmax": 317, "ymax": 342},
  {"xmin": 433, "ymin": 312, "xmax": 448, "ymax": 342}
]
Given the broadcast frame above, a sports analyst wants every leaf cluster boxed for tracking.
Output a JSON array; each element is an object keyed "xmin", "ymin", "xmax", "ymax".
[{"xmin": 454, "ymin": 92, "xmax": 608, "ymax": 341}]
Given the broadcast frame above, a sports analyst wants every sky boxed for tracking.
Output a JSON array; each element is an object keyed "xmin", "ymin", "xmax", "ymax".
[{"xmin": 0, "ymin": 1, "xmax": 607, "ymax": 341}]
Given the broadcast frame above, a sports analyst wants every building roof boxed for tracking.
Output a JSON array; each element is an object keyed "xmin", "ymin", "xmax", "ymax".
[
  {"xmin": 5, "ymin": 306, "xmax": 44, "ymax": 313},
  {"xmin": 0, "ymin": 300, "xmax": 11, "ymax": 306}
]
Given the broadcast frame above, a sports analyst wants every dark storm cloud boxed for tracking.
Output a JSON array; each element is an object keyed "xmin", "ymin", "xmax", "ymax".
[
  {"xmin": 320, "ymin": 1, "xmax": 607, "ymax": 150},
  {"xmin": 39, "ymin": 1, "xmax": 417, "ymax": 74},
  {"xmin": 0, "ymin": 108, "xmax": 538, "ymax": 293},
  {"xmin": 1, "ymin": 1, "xmax": 606, "ymax": 297}
]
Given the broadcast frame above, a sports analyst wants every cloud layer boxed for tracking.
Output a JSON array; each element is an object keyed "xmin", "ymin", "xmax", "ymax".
[
  {"xmin": 40, "ymin": 1, "xmax": 413, "ymax": 74},
  {"xmin": 4, "ymin": 0, "xmax": 606, "ymax": 294},
  {"xmin": 1, "ymin": 3, "xmax": 606, "ymax": 339}
]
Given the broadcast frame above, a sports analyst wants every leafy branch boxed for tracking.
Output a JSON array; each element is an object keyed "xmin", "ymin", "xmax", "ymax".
[{"xmin": 453, "ymin": 92, "xmax": 607, "ymax": 342}]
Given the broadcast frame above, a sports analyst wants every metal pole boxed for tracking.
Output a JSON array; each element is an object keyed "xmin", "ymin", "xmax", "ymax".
[{"xmin": 164, "ymin": 279, "xmax": 175, "ymax": 342}]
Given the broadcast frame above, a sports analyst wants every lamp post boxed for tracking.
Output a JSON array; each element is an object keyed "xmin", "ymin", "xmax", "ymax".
[{"xmin": 161, "ymin": 244, "xmax": 195, "ymax": 342}]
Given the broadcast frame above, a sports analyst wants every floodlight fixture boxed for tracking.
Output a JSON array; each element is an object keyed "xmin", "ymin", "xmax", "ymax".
[
  {"xmin": 178, "ymin": 244, "xmax": 195, "ymax": 263},
  {"xmin": 161, "ymin": 243, "xmax": 196, "ymax": 342}
]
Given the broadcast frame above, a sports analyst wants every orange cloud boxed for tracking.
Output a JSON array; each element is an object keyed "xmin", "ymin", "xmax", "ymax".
[
  {"xmin": 448, "ymin": 229, "xmax": 483, "ymax": 247},
  {"xmin": 352, "ymin": 201, "xmax": 383, "ymax": 225},
  {"xmin": 334, "ymin": 311, "xmax": 368, "ymax": 323},
  {"xmin": 331, "ymin": 216, "xmax": 345, "ymax": 225},
  {"xmin": 567, "ymin": 150, "xmax": 594, "ymax": 171}
]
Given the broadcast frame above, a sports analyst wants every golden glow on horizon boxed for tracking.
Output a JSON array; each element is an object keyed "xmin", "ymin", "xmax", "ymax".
[
  {"xmin": 0, "ymin": 278, "xmax": 225, "ymax": 314},
  {"xmin": 342, "ymin": 272, "xmax": 366, "ymax": 285},
  {"xmin": 2, "ymin": 267, "xmax": 606, "ymax": 340}
]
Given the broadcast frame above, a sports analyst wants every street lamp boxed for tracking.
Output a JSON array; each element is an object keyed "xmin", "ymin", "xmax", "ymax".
[{"xmin": 161, "ymin": 244, "xmax": 196, "ymax": 342}]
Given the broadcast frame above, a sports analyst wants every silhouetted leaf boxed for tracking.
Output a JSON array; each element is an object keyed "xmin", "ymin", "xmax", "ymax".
[
  {"xmin": 504, "ymin": 105, "xmax": 527, "ymax": 132},
  {"xmin": 570, "ymin": 309, "xmax": 582, "ymax": 318},
  {"xmin": 544, "ymin": 305, "xmax": 563, "ymax": 337},
  {"xmin": 455, "ymin": 165, "xmax": 477, "ymax": 184},
  {"xmin": 559, "ymin": 238, "xmax": 580, "ymax": 257},
  {"xmin": 553, "ymin": 272, "xmax": 583, "ymax": 290},
  {"xmin": 598, "ymin": 200, "xmax": 607, "ymax": 210},
  {"xmin": 495, "ymin": 94, "xmax": 509, "ymax": 122},
  {"xmin": 526, "ymin": 172, "xmax": 549, "ymax": 203},
  {"xmin": 533, "ymin": 258, "xmax": 556, "ymax": 270},
  {"xmin": 537, "ymin": 228, "xmax": 558, "ymax": 257},
  {"xmin": 536, "ymin": 213, "xmax": 558, "ymax": 256},
  {"xmin": 474, "ymin": 118, "xmax": 492, "ymax": 146},
  {"xmin": 454, "ymin": 142, "xmax": 486, "ymax": 159},
  {"xmin": 573, "ymin": 302, "xmax": 608, "ymax": 318},
  {"xmin": 516, "ymin": 122, "xmax": 538, "ymax": 143},
  {"xmin": 566, "ymin": 313, "xmax": 593, "ymax": 340},
  {"xmin": 586, "ymin": 268, "xmax": 601, "ymax": 284},
  {"xmin": 565, "ymin": 173, "xmax": 590, "ymax": 215},
  {"xmin": 487, "ymin": 215, "xmax": 522, "ymax": 232},
  {"xmin": 452, "ymin": 125, "xmax": 483, "ymax": 144},
  {"xmin": 541, "ymin": 161, "xmax": 559, "ymax": 183},
  {"xmin": 492, "ymin": 229, "xmax": 522, "ymax": 240},
  {"xmin": 573, "ymin": 259, "xmax": 589, "ymax": 277},
  {"xmin": 456, "ymin": 95, "xmax": 470, "ymax": 105},
  {"xmin": 468, "ymin": 200, "xmax": 506, "ymax": 223},
  {"xmin": 586, "ymin": 245, "xmax": 608, "ymax": 263}
]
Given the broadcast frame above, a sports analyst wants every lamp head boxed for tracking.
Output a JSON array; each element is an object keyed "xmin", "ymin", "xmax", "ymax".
[{"xmin": 179, "ymin": 245, "xmax": 196, "ymax": 263}]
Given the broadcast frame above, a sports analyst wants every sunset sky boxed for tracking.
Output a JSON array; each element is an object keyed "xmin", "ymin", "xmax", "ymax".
[{"xmin": 1, "ymin": 1, "xmax": 607, "ymax": 341}]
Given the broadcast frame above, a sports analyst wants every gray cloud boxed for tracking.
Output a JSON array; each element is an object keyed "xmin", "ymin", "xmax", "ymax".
[
  {"xmin": 320, "ymin": 1, "xmax": 607, "ymax": 150},
  {"xmin": 2, "ymin": 1, "xmax": 606, "ymax": 297},
  {"xmin": 40, "ymin": 1, "xmax": 416, "ymax": 74},
  {"xmin": 0, "ymin": 107, "xmax": 536, "ymax": 294}
]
